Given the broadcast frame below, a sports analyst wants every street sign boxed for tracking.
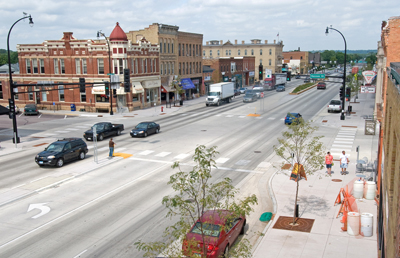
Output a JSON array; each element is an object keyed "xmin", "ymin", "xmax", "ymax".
[
  {"xmin": 260, "ymin": 92, "xmax": 264, "ymax": 98},
  {"xmin": 310, "ymin": 74, "xmax": 326, "ymax": 79},
  {"xmin": 107, "ymin": 73, "xmax": 115, "ymax": 76}
]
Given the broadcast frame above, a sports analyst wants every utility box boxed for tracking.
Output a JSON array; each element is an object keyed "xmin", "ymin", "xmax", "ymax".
[{"xmin": 365, "ymin": 120, "xmax": 375, "ymax": 135}]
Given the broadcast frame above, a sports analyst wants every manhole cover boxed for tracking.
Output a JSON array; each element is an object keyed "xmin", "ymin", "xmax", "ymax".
[
  {"xmin": 332, "ymin": 179, "xmax": 342, "ymax": 182},
  {"xmin": 273, "ymin": 216, "xmax": 314, "ymax": 233},
  {"xmin": 254, "ymin": 151, "xmax": 261, "ymax": 153}
]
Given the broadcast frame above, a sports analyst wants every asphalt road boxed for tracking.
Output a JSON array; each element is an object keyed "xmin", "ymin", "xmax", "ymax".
[{"xmin": 0, "ymin": 76, "xmax": 344, "ymax": 257}]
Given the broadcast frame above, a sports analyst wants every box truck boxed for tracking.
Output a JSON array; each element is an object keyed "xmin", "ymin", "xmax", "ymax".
[{"xmin": 206, "ymin": 82, "xmax": 235, "ymax": 106}]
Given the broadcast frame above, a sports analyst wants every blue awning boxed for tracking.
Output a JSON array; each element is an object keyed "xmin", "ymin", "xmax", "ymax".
[{"xmin": 181, "ymin": 78, "xmax": 195, "ymax": 90}]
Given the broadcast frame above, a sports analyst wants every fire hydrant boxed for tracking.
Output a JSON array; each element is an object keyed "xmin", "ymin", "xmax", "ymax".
[{"xmin": 161, "ymin": 106, "xmax": 164, "ymax": 112}]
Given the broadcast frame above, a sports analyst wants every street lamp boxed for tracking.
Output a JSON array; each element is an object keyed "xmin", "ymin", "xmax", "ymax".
[
  {"xmin": 325, "ymin": 25, "xmax": 346, "ymax": 120},
  {"xmin": 7, "ymin": 13, "xmax": 34, "ymax": 145},
  {"xmin": 97, "ymin": 30, "xmax": 113, "ymax": 115}
]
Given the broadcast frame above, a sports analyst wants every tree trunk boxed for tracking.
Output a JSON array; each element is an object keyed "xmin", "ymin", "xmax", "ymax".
[{"xmin": 293, "ymin": 180, "xmax": 300, "ymax": 225}]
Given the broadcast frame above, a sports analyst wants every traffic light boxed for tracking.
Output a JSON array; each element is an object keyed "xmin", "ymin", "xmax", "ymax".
[
  {"xmin": 79, "ymin": 78, "xmax": 85, "ymax": 93},
  {"xmin": 286, "ymin": 71, "xmax": 291, "ymax": 81},
  {"xmin": 124, "ymin": 68, "xmax": 130, "ymax": 92},
  {"xmin": 345, "ymin": 87, "xmax": 351, "ymax": 98},
  {"xmin": 258, "ymin": 65, "xmax": 263, "ymax": 81},
  {"xmin": 113, "ymin": 89, "xmax": 117, "ymax": 97},
  {"xmin": 339, "ymin": 87, "xmax": 344, "ymax": 98},
  {"xmin": 105, "ymin": 82, "xmax": 110, "ymax": 96}
]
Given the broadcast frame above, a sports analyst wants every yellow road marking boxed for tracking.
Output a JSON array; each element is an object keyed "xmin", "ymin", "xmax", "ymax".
[{"xmin": 113, "ymin": 153, "xmax": 133, "ymax": 159}]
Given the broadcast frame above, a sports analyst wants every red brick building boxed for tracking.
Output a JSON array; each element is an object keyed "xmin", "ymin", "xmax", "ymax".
[
  {"xmin": 203, "ymin": 56, "xmax": 255, "ymax": 91},
  {"xmin": 0, "ymin": 22, "xmax": 160, "ymax": 112}
]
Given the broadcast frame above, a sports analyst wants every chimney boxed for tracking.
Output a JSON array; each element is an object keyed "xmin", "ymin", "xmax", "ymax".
[
  {"xmin": 206, "ymin": 41, "xmax": 209, "ymax": 45},
  {"xmin": 298, "ymin": 47, "xmax": 300, "ymax": 51},
  {"xmin": 265, "ymin": 40, "xmax": 268, "ymax": 44},
  {"xmin": 242, "ymin": 40, "xmax": 245, "ymax": 44},
  {"xmin": 235, "ymin": 39, "xmax": 237, "ymax": 44},
  {"xmin": 274, "ymin": 40, "xmax": 276, "ymax": 44},
  {"xmin": 220, "ymin": 40, "xmax": 223, "ymax": 45}
]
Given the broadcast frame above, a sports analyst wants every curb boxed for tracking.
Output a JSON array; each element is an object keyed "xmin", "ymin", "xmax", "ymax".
[{"xmin": 289, "ymin": 84, "xmax": 317, "ymax": 95}]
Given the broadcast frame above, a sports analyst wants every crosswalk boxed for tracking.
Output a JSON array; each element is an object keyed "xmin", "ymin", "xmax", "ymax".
[
  {"xmin": 179, "ymin": 112, "xmax": 284, "ymax": 120},
  {"xmin": 30, "ymin": 124, "xmax": 94, "ymax": 138},
  {"xmin": 330, "ymin": 127, "xmax": 357, "ymax": 158}
]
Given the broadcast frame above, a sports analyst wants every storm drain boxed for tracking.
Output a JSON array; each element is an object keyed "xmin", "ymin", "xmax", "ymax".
[{"xmin": 273, "ymin": 216, "xmax": 314, "ymax": 233}]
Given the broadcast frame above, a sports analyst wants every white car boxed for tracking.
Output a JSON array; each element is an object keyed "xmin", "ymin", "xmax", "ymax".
[{"xmin": 327, "ymin": 100, "xmax": 342, "ymax": 113}]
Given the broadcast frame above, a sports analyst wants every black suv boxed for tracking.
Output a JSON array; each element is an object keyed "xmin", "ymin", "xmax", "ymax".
[{"xmin": 35, "ymin": 138, "xmax": 88, "ymax": 167}]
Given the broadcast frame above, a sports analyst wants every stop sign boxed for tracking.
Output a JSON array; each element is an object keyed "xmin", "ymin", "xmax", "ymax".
[{"xmin": 261, "ymin": 92, "xmax": 264, "ymax": 98}]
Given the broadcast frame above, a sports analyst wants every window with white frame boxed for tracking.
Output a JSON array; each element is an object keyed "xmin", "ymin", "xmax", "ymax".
[
  {"xmin": 28, "ymin": 86, "xmax": 33, "ymax": 100},
  {"xmin": 32, "ymin": 59, "xmax": 38, "ymax": 74},
  {"xmin": 98, "ymin": 59, "xmax": 104, "ymax": 74},
  {"xmin": 59, "ymin": 85, "xmax": 65, "ymax": 101},
  {"xmin": 153, "ymin": 58, "xmax": 156, "ymax": 73},
  {"xmin": 251, "ymin": 49, "xmax": 254, "ymax": 55},
  {"xmin": 231, "ymin": 62, "xmax": 236, "ymax": 73},
  {"xmin": 144, "ymin": 59, "xmax": 147, "ymax": 73},
  {"xmin": 245, "ymin": 50, "xmax": 247, "ymax": 55},
  {"xmin": 26, "ymin": 59, "xmax": 31, "ymax": 74},
  {"xmin": 226, "ymin": 50, "xmax": 228, "ymax": 55},
  {"xmin": 229, "ymin": 50, "xmax": 231, "ymax": 55},
  {"xmin": 75, "ymin": 59, "xmax": 81, "ymax": 74},
  {"xmin": 54, "ymin": 59, "xmax": 59, "ymax": 74},
  {"xmin": 82, "ymin": 59, "xmax": 87, "ymax": 74},
  {"xmin": 269, "ymin": 59, "xmax": 271, "ymax": 65},
  {"xmin": 80, "ymin": 92, "xmax": 86, "ymax": 102},
  {"xmin": 269, "ymin": 49, "xmax": 272, "ymax": 55},
  {"xmin": 209, "ymin": 50, "xmax": 212, "ymax": 56},
  {"xmin": 119, "ymin": 59, "xmax": 124, "ymax": 74},
  {"xmin": 260, "ymin": 59, "xmax": 262, "ymax": 65},
  {"xmin": 168, "ymin": 63, "xmax": 170, "ymax": 75},
  {"xmin": 238, "ymin": 49, "xmax": 241, "ymax": 55},
  {"xmin": 164, "ymin": 62, "xmax": 167, "ymax": 75},
  {"xmin": 172, "ymin": 62, "xmax": 174, "ymax": 74},
  {"xmin": 161, "ymin": 63, "xmax": 163, "ymax": 75},
  {"xmin": 150, "ymin": 59, "xmax": 153, "ymax": 73},
  {"xmin": 135, "ymin": 59, "xmax": 138, "ymax": 74},
  {"xmin": 60, "ymin": 59, "xmax": 65, "ymax": 74},
  {"xmin": 203, "ymin": 50, "xmax": 205, "ymax": 56},
  {"xmin": 40, "ymin": 59, "xmax": 45, "ymax": 73},
  {"xmin": 41, "ymin": 86, "xmax": 47, "ymax": 101},
  {"xmin": 260, "ymin": 49, "xmax": 263, "ymax": 55}
]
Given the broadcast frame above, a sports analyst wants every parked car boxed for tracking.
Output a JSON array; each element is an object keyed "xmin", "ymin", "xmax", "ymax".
[
  {"xmin": 6, "ymin": 105, "xmax": 20, "ymax": 114},
  {"xmin": 130, "ymin": 122, "xmax": 160, "ymax": 137},
  {"xmin": 24, "ymin": 104, "xmax": 39, "ymax": 115},
  {"xmin": 328, "ymin": 99, "xmax": 342, "ymax": 113},
  {"xmin": 252, "ymin": 89, "xmax": 262, "ymax": 98},
  {"xmin": 234, "ymin": 89, "xmax": 240, "ymax": 96},
  {"xmin": 317, "ymin": 82, "xmax": 326, "ymax": 89},
  {"xmin": 276, "ymin": 85, "xmax": 286, "ymax": 92},
  {"xmin": 295, "ymin": 75, "xmax": 301, "ymax": 79},
  {"xmin": 252, "ymin": 85, "xmax": 264, "ymax": 92},
  {"xmin": 239, "ymin": 87, "xmax": 247, "ymax": 94},
  {"xmin": 304, "ymin": 77, "xmax": 310, "ymax": 83},
  {"xmin": 243, "ymin": 92, "xmax": 257, "ymax": 103},
  {"xmin": 35, "ymin": 138, "xmax": 88, "ymax": 167},
  {"xmin": 84, "ymin": 122, "xmax": 124, "ymax": 141},
  {"xmin": 284, "ymin": 113, "xmax": 303, "ymax": 125},
  {"xmin": 182, "ymin": 210, "xmax": 246, "ymax": 258}
]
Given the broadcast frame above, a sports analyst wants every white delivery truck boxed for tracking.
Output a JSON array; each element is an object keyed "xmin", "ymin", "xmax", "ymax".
[{"xmin": 206, "ymin": 82, "xmax": 235, "ymax": 106}]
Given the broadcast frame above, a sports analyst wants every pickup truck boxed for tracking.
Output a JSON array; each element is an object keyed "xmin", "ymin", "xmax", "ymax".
[{"xmin": 83, "ymin": 122, "xmax": 124, "ymax": 141}]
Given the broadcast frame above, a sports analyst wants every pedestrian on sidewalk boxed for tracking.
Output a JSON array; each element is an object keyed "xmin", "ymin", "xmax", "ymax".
[
  {"xmin": 109, "ymin": 138, "xmax": 115, "ymax": 158},
  {"xmin": 339, "ymin": 150, "xmax": 349, "ymax": 175},
  {"xmin": 325, "ymin": 151, "xmax": 334, "ymax": 175}
]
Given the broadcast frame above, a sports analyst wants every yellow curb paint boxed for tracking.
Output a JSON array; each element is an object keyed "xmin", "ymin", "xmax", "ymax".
[
  {"xmin": 247, "ymin": 114, "xmax": 261, "ymax": 117},
  {"xmin": 113, "ymin": 153, "xmax": 133, "ymax": 159}
]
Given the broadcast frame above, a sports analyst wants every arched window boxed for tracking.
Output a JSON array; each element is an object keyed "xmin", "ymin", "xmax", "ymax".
[
  {"xmin": 245, "ymin": 49, "xmax": 247, "ymax": 55},
  {"xmin": 218, "ymin": 50, "xmax": 220, "ymax": 56},
  {"xmin": 238, "ymin": 49, "xmax": 241, "ymax": 55}
]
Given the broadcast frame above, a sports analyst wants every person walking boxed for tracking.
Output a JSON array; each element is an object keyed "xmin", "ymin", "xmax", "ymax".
[
  {"xmin": 339, "ymin": 150, "xmax": 349, "ymax": 175},
  {"xmin": 109, "ymin": 138, "xmax": 115, "ymax": 158},
  {"xmin": 325, "ymin": 151, "xmax": 334, "ymax": 175}
]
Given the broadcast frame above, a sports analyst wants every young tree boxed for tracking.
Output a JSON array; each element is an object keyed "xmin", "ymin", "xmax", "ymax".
[
  {"xmin": 170, "ymin": 75, "xmax": 185, "ymax": 102},
  {"xmin": 273, "ymin": 120, "xmax": 325, "ymax": 225},
  {"xmin": 135, "ymin": 145, "xmax": 258, "ymax": 258}
]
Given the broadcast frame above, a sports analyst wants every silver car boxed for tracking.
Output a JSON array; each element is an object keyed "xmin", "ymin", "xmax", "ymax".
[
  {"xmin": 327, "ymin": 100, "xmax": 342, "ymax": 113},
  {"xmin": 243, "ymin": 93, "xmax": 257, "ymax": 103}
]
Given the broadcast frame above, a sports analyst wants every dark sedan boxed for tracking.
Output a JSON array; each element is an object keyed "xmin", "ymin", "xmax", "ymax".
[
  {"xmin": 317, "ymin": 82, "xmax": 326, "ymax": 89},
  {"xmin": 130, "ymin": 122, "xmax": 160, "ymax": 137},
  {"xmin": 276, "ymin": 85, "xmax": 285, "ymax": 92},
  {"xmin": 24, "ymin": 104, "xmax": 39, "ymax": 115}
]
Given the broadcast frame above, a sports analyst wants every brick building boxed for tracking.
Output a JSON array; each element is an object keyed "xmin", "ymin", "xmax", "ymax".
[
  {"xmin": 375, "ymin": 16, "xmax": 400, "ymax": 258},
  {"xmin": 282, "ymin": 49, "xmax": 309, "ymax": 75},
  {"xmin": 203, "ymin": 57, "xmax": 255, "ymax": 91},
  {"xmin": 203, "ymin": 39, "xmax": 284, "ymax": 84},
  {"xmin": 0, "ymin": 22, "xmax": 160, "ymax": 112},
  {"xmin": 126, "ymin": 23, "xmax": 203, "ymax": 101}
]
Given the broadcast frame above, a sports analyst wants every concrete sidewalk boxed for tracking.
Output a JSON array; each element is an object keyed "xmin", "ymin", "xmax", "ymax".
[{"xmin": 253, "ymin": 93, "xmax": 379, "ymax": 258}]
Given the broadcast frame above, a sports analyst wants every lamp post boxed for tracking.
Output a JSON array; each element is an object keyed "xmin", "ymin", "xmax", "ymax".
[
  {"xmin": 7, "ymin": 13, "xmax": 34, "ymax": 145},
  {"xmin": 97, "ymin": 30, "xmax": 113, "ymax": 115},
  {"xmin": 325, "ymin": 25, "xmax": 346, "ymax": 120}
]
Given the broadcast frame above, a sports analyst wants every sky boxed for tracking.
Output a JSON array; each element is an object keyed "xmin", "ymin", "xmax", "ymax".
[{"xmin": 0, "ymin": 0, "xmax": 398, "ymax": 52}]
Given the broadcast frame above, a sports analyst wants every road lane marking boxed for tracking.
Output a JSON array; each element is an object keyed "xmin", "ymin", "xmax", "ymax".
[
  {"xmin": 216, "ymin": 158, "xmax": 229, "ymax": 164},
  {"xmin": 174, "ymin": 154, "xmax": 190, "ymax": 159},
  {"xmin": 155, "ymin": 152, "xmax": 172, "ymax": 157},
  {"xmin": 139, "ymin": 150, "xmax": 154, "ymax": 155},
  {"xmin": 55, "ymin": 131, "xmax": 70, "ymax": 133},
  {"xmin": 235, "ymin": 160, "xmax": 251, "ymax": 166}
]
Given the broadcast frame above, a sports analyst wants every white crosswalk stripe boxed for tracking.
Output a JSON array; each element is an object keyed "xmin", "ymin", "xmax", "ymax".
[
  {"xmin": 139, "ymin": 150, "xmax": 154, "ymax": 155},
  {"xmin": 267, "ymin": 117, "xmax": 275, "ymax": 120},
  {"xmin": 235, "ymin": 160, "xmax": 251, "ymax": 166},
  {"xmin": 216, "ymin": 158, "xmax": 229, "ymax": 164},
  {"xmin": 155, "ymin": 152, "xmax": 172, "ymax": 157},
  {"xmin": 174, "ymin": 153, "xmax": 190, "ymax": 159}
]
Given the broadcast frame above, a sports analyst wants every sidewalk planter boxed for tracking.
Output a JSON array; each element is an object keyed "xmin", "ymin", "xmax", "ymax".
[{"xmin": 347, "ymin": 212, "xmax": 360, "ymax": 236}]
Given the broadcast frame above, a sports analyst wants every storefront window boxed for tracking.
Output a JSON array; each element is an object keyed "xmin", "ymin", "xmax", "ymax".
[
  {"xmin": 132, "ymin": 94, "xmax": 139, "ymax": 102},
  {"xmin": 96, "ymin": 95, "xmax": 109, "ymax": 103}
]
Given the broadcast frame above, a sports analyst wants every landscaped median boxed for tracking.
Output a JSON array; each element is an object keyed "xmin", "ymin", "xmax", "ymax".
[{"xmin": 289, "ymin": 82, "xmax": 318, "ymax": 95}]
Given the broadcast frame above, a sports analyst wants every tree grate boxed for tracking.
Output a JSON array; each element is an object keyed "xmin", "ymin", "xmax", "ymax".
[{"xmin": 273, "ymin": 216, "xmax": 314, "ymax": 233}]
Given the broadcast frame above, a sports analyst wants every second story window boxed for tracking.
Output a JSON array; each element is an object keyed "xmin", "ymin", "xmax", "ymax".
[
  {"xmin": 40, "ymin": 59, "xmax": 45, "ymax": 73},
  {"xmin": 26, "ymin": 59, "xmax": 31, "ymax": 74},
  {"xmin": 54, "ymin": 59, "xmax": 59, "ymax": 74},
  {"xmin": 269, "ymin": 49, "xmax": 272, "ymax": 55},
  {"xmin": 251, "ymin": 49, "xmax": 254, "ymax": 55},
  {"xmin": 75, "ymin": 59, "xmax": 81, "ymax": 74},
  {"xmin": 238, "ymin": 49, "xmax": 241, "ymax": 55},
  {"xmin": 218, "ymin": 50, "xmax": 220, "ymax": 56},
  {"xmin": 60, "ymin": 59, "xmax": 65, "ymax": 74},
  {"xmin": 32, "ymin": 59, "xmax": 38, "ymax": 74},
  {"xmin": 245, "ymin": 50, "xmax": 247, "ymax": 56},
  {"xmin": 203, "ymin": 50, "xmax": 205, "ymax": 56},
  {"xmin": 226, "ymin": 50, "xmax": 228, "ymax": 55},
  {"xmin": 209, "ymin": 50, "xmax": 212, "ymax": 56},
  {"xmin": 229, "ymin": 50, "xmax": 231, "ymax": 55},
  {"xmin": 98, "ymin": 59, "xmax": 104, "ymax": 74},
  {"xmin": 82, "ymin": 59, "xmax": 87, "ymax": 74},
  {"xmin": 260, "ymin": 49, "xmax": 263, "ymax": 55}
]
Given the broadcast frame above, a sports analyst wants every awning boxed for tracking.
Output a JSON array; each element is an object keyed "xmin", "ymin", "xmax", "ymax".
[
  {"xmin": 161, "ymin": 85, "xmax": 174, "ymax": 93},
  {"xmin": 116, "ymin": 87, "xmax": 125, "ymax": 95},
  {"xmin": 92, "ymin": 85, "xmax": 105, "ymax": 94},
  {"xmin": 181, "ymin": 78, "xmax": 195, "ymax": 90},
  {"xmin": 132, "ymin": 81, "xmax": 144, "ymax": 94},
  {"xmin": 0, "ymin": 105, "xmax": 10, "ymax": 116}
]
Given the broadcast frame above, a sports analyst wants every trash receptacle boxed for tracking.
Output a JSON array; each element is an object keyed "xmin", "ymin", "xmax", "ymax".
[
  {"xmin": 180, "ymin": 100, "xmax": 183, "ymax": 106},
  {"xmin": 348, "ymin": 105, "xmax": 352, "ymax": 112},
  {"xmin": 70, "ymin": 104, "xmax": 76, "ymax": 111}
]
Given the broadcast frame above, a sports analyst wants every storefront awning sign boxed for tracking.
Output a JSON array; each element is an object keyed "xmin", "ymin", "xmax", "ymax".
[
  {"xmin": 181, "ymin": 78, "xmax": 195, "ymax": 90},
  {"xmin": 132, "ymin": 81, "xmax": 144, "ymax": 94},
  {"xmin": 92, "ymin": 85, "xmax": 105, "ymax": 94}
]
